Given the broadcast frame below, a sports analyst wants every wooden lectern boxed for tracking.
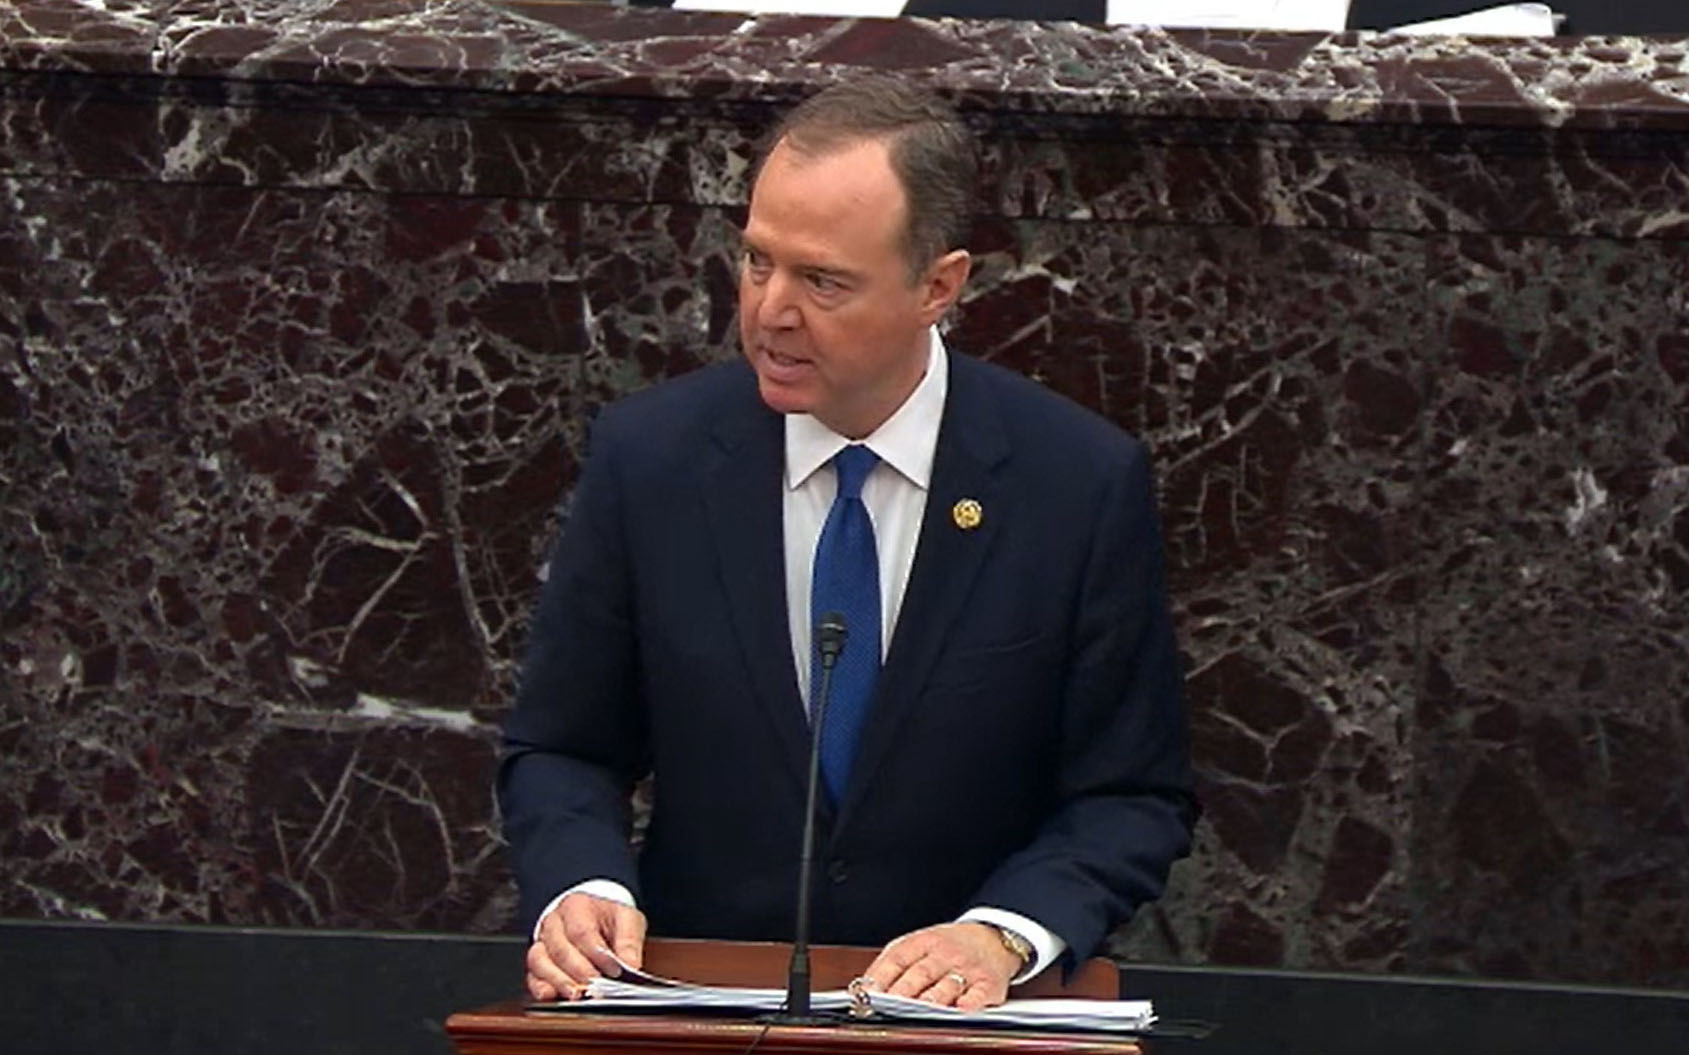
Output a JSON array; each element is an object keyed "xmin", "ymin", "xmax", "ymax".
[{"xmin": 446, "ymin": 937, "xmax": 1144, "ymax": 1054}]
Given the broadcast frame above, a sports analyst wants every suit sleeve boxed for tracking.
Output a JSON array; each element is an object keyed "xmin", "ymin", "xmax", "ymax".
[
  {"xmin": 497, "ymin": 410, "xmax": 649, "ymax": 934},
  {"xmin": 970, "ymin": 440, "xmax": 1198, "ymax": 966}
]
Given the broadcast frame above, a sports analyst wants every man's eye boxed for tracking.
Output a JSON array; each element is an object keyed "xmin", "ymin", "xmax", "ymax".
[
  {"xmin": 807, "ymin": 273, "xmax": 842, "ymax": 294},
  {"xmin": 742, "ymin": 248, "xmax": 770, "ymax": 271}
]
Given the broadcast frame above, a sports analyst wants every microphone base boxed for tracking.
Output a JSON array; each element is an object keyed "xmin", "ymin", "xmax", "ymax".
[{"xmin": 757, "ymin": 1010, "xmax": 857, "ymax": 1028}]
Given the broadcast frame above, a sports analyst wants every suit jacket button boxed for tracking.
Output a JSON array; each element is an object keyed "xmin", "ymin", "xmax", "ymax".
[{"xmin": 828, "ymin": 859, "xmax": 849, "ymax": 884}]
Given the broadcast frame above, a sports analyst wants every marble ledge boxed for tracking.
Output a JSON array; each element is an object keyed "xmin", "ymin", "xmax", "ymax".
[{"xmin": 1, "ymin": 0, "xmax": 1687, "ymax": 133}]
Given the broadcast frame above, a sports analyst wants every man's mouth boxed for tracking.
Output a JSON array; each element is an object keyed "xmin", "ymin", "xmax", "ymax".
[{"xmin": 761, "ymin": 346, "xmax": 811, "ymax": 370}]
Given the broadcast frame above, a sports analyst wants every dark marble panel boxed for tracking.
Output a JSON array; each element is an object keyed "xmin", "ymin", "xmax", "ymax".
[
  {"xmin": 0, "ymin": 73, "xmax": 757, "ymax": 204},
  {"xmin": 2, "ymin": 3, "xmax": 1688, "ymax": 242},
  {"xmin": 1414, "ymin": 234, "xmax": 1689, "ymax": 987},
  {"xmin": 986, "ymin": 118, "xmax": 1689, "ymax": 240},
  {"xmin": 0, "ymin": 164, "xmax": 758, "ymax": 928},
  {"xmin": 572, "ymin": 200, "xmax": 743, "ymax": 391},
  {"xmin": 0, "ymin": 176, "xmax": 596, "ymax": 927},
  {"xmin": 0, "ymin": 0, "xmax": 160, "ymax": 75},
  {"xmin": 4, "ymin": 64, "xmax": 1687, "ymax": 247},
  {"xmin": 15, "ymin": 1, "xmax": 1686, "ymax": 133},
  {"xmin": 955, "ymin": 222, "xmax": 1428, "ymax": 973},
  {"xmin": 7, "ymin": 75, "xmax": 1685, "ymax": 250},
  {"xmin": 5, "ymin": 0, "xmax": 1689, "ymax": 997}
]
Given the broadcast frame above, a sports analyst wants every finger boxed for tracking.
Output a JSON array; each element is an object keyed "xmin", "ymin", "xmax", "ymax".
[
  {"xmin": 545, "ymin": 910, "xmax": 609, "ymax": 984},
  {"xmin": 526, "ymin": 940, "xmax": 579, "ymax": 1001},
  {"xmin": 863, "ymin": 931, "xmax": 929, "ymax": 992},
  {"xmin": 527, "ymin": 974, "xmax": 586, "ymax": 1002},
  {"xmin": 916, "ymin": 969, "xmax": 971, "ymax": 1007},
  {"xmin": 580, "ymin": 945, "xmax": 622, "ymax": 977},
  {"xmin": 957, "ymin": 967, "xmax": 1008, "ymax": 1012},
  {"xmin": 956, "ymin": 982, "xmax": 999, "ymax": 1012},
  {"xmin": 576, "ymin": 906, "xmax": 628, "ymax": 978},
  {"xmin": 526, "ymin": 972, "xmax": 557, "ymax": 1002},
  {"xmin": 885, "ymin": 952, "xmax": 951, "ymax": 999},
  {"xmin": 609, "ymin": 906, "xmax": 648, "ymax": 972}
]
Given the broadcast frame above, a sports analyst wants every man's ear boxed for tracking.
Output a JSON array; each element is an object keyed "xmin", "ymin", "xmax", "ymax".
[{"xmin": 918, "ymin": 249, "xmax": 972, "ymax": 323}]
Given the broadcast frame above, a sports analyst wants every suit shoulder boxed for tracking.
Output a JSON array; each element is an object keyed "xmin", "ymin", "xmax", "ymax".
[
  {"xmin": 593, "ymin": 359, "xmax": 759, "ymax": 450},
  {"xmin": 958, "ymin": 355, "xmax": 1145, "ymax": 466}
]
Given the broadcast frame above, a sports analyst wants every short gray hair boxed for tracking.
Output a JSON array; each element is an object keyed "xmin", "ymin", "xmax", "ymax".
[{"xmin": 754, "ymin": 76, "xmax": 978, "ymax": 280}]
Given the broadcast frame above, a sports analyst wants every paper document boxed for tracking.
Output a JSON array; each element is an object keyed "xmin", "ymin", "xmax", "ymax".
[
  {"xmin": 1107, "ymin": 0, "xmax": 1351, "ymax": 31},
  {"xmin": 530, "ymin": 955, "xmax": 1157, "ymax": 1034},
  {"xmin": 672, "ymin": 0, "xmax": 907, "ymax": 16},
  {"xmin": 674, "ymin": 0, "xmax": 1355, "ymax": 29},
  {"xmin": 1384, "ymin": 3, "xmax": 1558, "ymax": 36}
]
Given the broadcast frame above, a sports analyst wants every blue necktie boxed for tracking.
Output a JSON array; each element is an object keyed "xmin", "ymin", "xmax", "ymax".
[{"xmin": 810, "ymin": 444, "xmax": 881, "ymax": 804}]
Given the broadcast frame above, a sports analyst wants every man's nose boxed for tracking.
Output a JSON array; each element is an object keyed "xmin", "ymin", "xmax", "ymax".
[{"xmin": 756, "ymin": 270, "xmax": 802, "ymax": 329}]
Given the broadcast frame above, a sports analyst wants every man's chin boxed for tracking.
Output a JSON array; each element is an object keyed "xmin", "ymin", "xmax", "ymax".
[{"xmin": 754, "ymin": 374, "xmax": 814, "ymax": 417}]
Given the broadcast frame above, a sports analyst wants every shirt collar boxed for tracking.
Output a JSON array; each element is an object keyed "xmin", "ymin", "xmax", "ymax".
[{"xmin": 785, "ymin": 329, "xmax": 948, "ymax": 492}]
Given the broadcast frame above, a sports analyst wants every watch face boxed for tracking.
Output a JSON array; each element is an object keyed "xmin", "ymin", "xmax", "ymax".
[{"xmin": 999, "ymin": 926, "xmax": 1032, "ymax": 962}]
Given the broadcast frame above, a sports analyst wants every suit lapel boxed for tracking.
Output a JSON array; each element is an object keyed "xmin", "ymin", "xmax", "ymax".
[
  {"xmin": 835, "ymin": 357, "xmax": 1010, "ymax": 827},
  {"xmin": 699, "ymin": 387, "xmax": 815, "ymax": 797}
]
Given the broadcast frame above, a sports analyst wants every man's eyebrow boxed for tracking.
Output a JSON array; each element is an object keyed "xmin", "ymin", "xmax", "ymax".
[
  {"xmin": 735, "ymin": 236, "xmax": 856, "ymax": 281},
  {"xmin": 804, "ymin": 264, "xmax": 856, "ymax": 284}
]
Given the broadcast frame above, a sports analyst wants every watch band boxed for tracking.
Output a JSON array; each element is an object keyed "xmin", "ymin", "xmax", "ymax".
[{"xmin": 993, "ymin": 923, "xmax": 1034, "ymax": 968}]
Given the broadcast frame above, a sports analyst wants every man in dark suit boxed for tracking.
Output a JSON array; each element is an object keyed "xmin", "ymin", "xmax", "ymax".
[{"xmin": 500, "ymin": 76, "xmax": 1196, "ymax": 1009}]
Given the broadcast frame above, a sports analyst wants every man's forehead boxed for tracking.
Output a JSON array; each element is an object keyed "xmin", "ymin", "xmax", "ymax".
[
  {"xmin": 752, "ymin": 140, "xmax": 904, "ymax": 214},
  {"xmin": 738, "ymin": 217, "xmax": 863, "ymax": 273},
  {"xmin": 741, "ymin": 133, "xmax": 912, "ymax": 268},
  {"xmin": 759, "ymin": 132, "xmax": 897, "ymax": 186}
]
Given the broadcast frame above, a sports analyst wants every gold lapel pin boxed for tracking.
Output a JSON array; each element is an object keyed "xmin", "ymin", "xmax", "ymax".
[{"xmin": 951, "ymin": 498, "xmax": 983, "ymax": 531}]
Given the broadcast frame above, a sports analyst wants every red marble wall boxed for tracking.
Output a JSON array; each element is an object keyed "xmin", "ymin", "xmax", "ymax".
[{"xmin": 2, "ymin": 0, "xmax": 1687, "ymax": 986}]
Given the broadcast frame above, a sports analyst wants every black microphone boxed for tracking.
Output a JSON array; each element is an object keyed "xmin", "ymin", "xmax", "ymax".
[
  {"xmin": 780, "ymin": 611, "xmax": 848, "ymax": 1021},
  {"xmin": 816, "ymin": 613, "xmax": 847, "ymax": 668}
]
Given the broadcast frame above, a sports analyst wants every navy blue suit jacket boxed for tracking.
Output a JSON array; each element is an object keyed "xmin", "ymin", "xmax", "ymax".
[{"xmin": 499, "ymin": 352, "xmax": 1196, "ymax": 967}]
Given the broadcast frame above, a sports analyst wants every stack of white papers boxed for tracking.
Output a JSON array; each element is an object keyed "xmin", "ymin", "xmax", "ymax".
[
  {"xmin": 670, "ymin": 0, "xmax": 1561, "ymax": 37},
  {"xmin": 859, "ymin": 991, "xmax": 1159, "ymax": 1032},
  {"xmin": 673, "ymin": 0, "xmax": 906, "ymax": 14},
  {"xmin": 1385, "ymin": 3, "xmax": 1558, "ymax": 36},
  {"xmin": 672, "ymin": 0, "xmax": 1355, "ymax": 30},
  {"xmin": 532, "ymin": 957, "xmax": 1157, "ymax": 1035},
  {"xmin": 1107, "ymin": 0, "xmax": 1351, "ymax": 31}
]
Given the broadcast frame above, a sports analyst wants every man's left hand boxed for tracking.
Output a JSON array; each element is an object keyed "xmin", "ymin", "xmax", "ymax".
[{"xmin": 861, "ymin": 922, "xmax": 1021, "ymax": 1010}]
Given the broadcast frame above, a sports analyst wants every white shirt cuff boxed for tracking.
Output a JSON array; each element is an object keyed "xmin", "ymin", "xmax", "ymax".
[
  {"xmin": 532, "ymin": 879, "xmax": 638, "ymax": 942},
  {"xmin": 958, "ymin": 906, "xmax": 1067, "ymax": 984}
]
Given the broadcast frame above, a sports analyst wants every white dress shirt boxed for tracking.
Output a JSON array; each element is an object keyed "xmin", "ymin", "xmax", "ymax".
[
  {"xmin": 781, "ymin": 330, "xmax": 945, "ymax": 703},
  {"xmin": 542, "ymin": 330, "xmax": 1065, "ymax": 982}
]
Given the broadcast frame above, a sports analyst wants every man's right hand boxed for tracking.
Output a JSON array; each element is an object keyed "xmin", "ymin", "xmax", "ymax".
[{"xmin": 526, "ymin": 892, "xmax": 649, "ymax": 1001}]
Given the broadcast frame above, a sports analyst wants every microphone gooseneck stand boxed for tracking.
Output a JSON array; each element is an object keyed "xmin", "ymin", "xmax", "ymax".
[{"xmin": 766, "ymin": 612, "xmax": 848, "ymax": 1025}]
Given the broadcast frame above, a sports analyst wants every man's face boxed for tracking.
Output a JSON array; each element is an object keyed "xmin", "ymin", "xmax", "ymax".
[{"xmin": 738, "ymin": 135, "xmax": 966, "ymax": 439}]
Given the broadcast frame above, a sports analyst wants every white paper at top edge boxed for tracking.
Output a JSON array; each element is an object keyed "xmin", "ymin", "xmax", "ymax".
[
  {"xmin": 1106, "ymin": 0, "xmax": 1351, "ymax": 31},
  {"xmin": 672, "ymin": 0, "xmax": 907, "ymax": 16},
  {"xmin": 1385, "ymin": 3, "xmax": 1557, "ymax": 36}
]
